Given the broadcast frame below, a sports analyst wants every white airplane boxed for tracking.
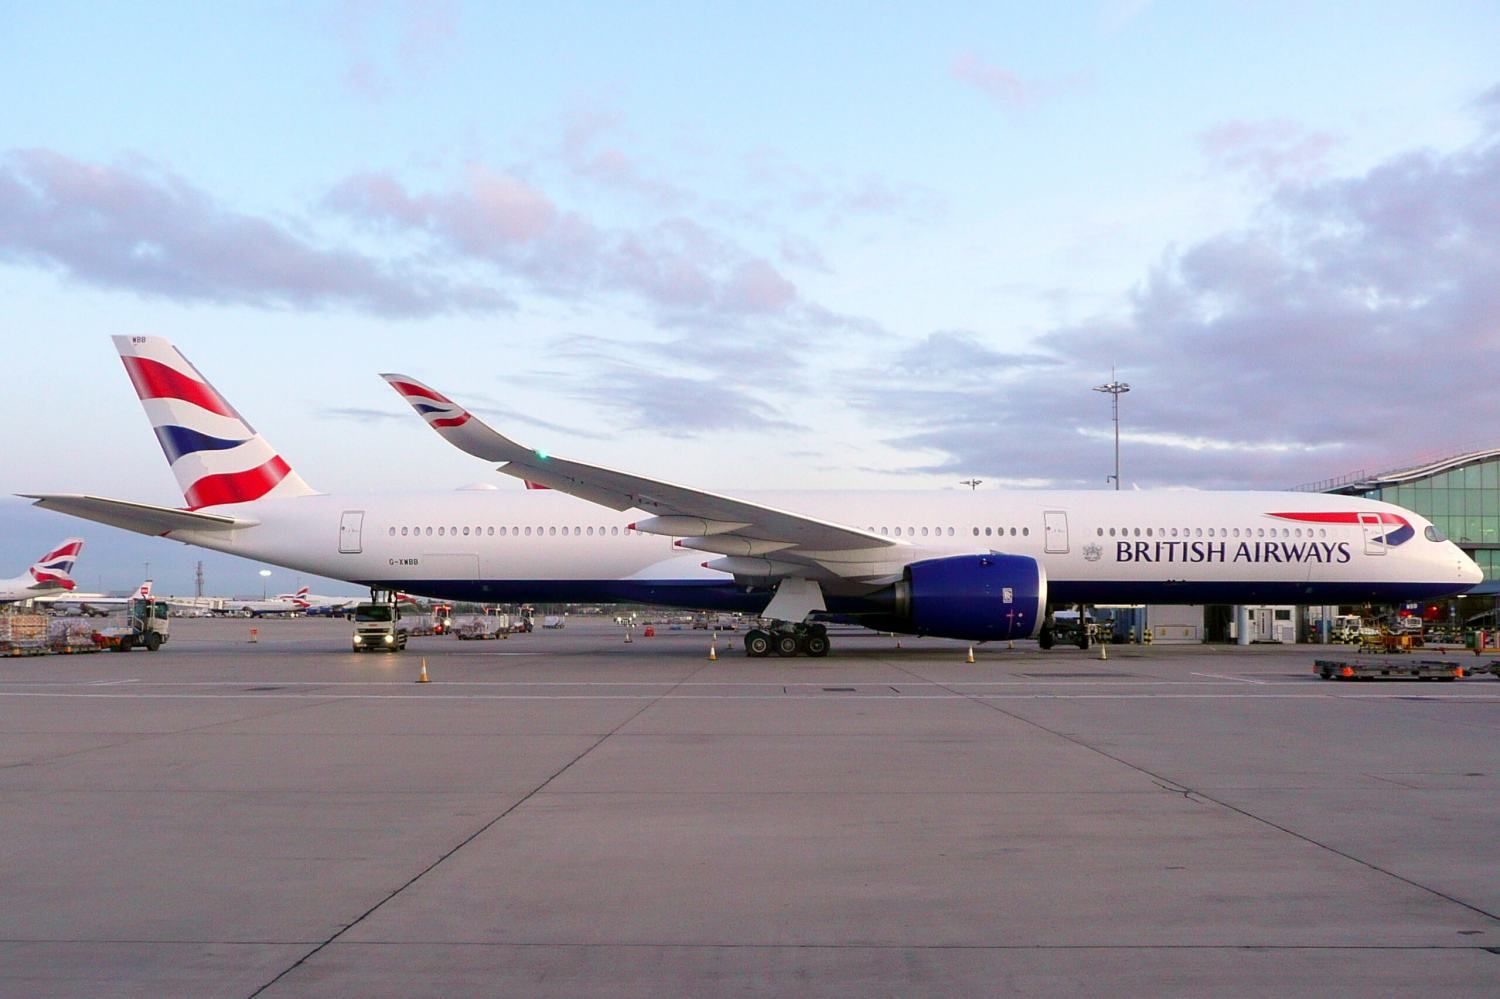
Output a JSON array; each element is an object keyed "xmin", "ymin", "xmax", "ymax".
[
  {"xmin": 216, "ymin": 594, "xmax": 304, "ymax": 617},
  {"xmin": 23, "ymin": 336, "xmax": 1481, "ymax": 656},
  {"xmin": 0, "ymin": 538, "xmax": 84, "ymax": 603},
  {"xmin": 275, "ymin": 586, "xmax": 357, "ymax": 614},
  {"xmin": 38, "ymin": 579, "xmax": 151, "ymax": 615}
]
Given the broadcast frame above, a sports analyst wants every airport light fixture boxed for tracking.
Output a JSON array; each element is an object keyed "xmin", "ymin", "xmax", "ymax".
[
  {"xmin": 259, "ymin": 568, "xmax": 272, "ymax": 599},
  {"xmin": 960, "ymin": 479, "xmax": 983, "ymax": 491},
  {"xmin": 1093, "ymin": 369, "xmax": 1130, "ymax": 491}
]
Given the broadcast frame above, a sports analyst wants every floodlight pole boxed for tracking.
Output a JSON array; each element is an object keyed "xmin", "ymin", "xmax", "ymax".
[{"xmin": 1093, "ymin": 369, "xmax": 1130, "ymax": 490}]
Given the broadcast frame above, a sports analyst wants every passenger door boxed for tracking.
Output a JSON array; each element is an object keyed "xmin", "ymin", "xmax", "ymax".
[
  {"xmin": 1044, "ymin": 510, "xmax": 1069, "ymax": 554},
  {"xmin": 338, "ymin": 511, "xmax": 364, "ymax": 554}
]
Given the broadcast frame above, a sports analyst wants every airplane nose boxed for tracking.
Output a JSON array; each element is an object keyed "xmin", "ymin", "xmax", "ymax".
[{"xmin": 1461, "ymin": 552, "xmax": 1484, "ymax": 586}]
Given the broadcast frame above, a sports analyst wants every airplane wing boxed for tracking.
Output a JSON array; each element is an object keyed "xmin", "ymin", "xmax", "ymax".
[
  {"xmin": 382, "ymin": 375, "xmax": 906, "ymax": 583},
  {"xmin": 21, "ymin": 494, "xmax": 255, "ymax": 536}
]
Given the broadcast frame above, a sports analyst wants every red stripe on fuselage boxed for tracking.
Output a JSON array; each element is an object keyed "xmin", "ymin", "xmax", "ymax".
[
  {"xmin": 121, "ymin": 357, "xmax": 236, "ymax": 418},
  {"xmin": 183, "ymin": 456, "xmax": 292, "ymax": 509},
  {"xmin": 1269, "ymin": 511, "xmax": 1407, "ymax": 526}
]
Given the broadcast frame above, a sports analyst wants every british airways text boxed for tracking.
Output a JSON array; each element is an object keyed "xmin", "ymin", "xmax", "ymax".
[{"xmin": 1115, "ymin": 541, "xmax": 1352, "ymax": 564}]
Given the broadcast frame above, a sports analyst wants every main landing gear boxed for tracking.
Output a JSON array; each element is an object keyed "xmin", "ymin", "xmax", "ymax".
[
  {"xmin": 1038, "ymin": 605, "xmax": 1092, "ymax": 651},
  {"xmin": 744, "ymin": 622, "xmax": 830, "ymax": 658}
]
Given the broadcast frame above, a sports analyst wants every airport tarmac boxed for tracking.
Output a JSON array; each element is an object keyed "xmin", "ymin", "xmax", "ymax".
[{"xmin": 0, "ymin": 617, "xmax": 1497, "ymax": 998}]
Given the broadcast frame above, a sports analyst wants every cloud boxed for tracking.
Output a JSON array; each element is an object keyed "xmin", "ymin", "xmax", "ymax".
[
  {"xmin": 569, "ymin": 366, "xmax": 804, "ymax": 437},
  {"xmin": 334, "ymin": 0, "xmax": 460, "ymax": 101},
  {"xmin": 894, "ymin": 331, "xmax": 1061, "ymax": 378},
  {"xmin": 852, "ymin": 101, "xmax": 1500, "ymax": 490},
  {"xmin": 325, "ymin": 166, "xmax": 825, "ymax": 327},
  {"xmin": 0, "ymin": 149, "xmax": 506, "ymax": 316},
  {"xmin": 950, "ymin": 52, "xmax": 1088, "ymax": 109},
  {"xmin": 322, "ymin": 399, "xmax": 608, "ymax": 442},
  {"xmin": 1198, "ymin": 119, "xmax": 1342, "ymax": 183}
]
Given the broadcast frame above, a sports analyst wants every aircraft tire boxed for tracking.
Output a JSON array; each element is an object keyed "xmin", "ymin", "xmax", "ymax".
[
  {"xmin": 802, "ymin": 634, "xmax": 830, "ymax": 657},
  {"xmin": 773, "ymin": 633, "xmax": 800, "ymax": 657},
  {"xmin": 744, "ymin": 630, "xmax": 771, "ymax": 657}
]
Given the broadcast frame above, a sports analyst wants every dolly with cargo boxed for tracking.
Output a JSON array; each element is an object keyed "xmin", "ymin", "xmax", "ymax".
[{"xmin": 1312, "ymin": 656, "xmax": 1500, "ymax": 681}]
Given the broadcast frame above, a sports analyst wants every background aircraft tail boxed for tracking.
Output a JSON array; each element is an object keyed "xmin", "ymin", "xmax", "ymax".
[
  {"xmin": 114, "ymin": 336, "xmax": 317, "ymax": 509},
  {"xmin": 29, "ymin": 538, "xmax": 84, "ymax": 590}
]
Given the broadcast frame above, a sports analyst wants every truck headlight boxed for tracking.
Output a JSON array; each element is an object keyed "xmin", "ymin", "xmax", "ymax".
[
  {"xmin": 353, "ymin": 635, "xmax": 363, "ymax": 644},
  {"xmin": 383, "ymin": 634, "xmax": 394, "ymax": 644}
]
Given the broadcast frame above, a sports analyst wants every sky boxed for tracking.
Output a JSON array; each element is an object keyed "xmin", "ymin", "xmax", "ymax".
[{"xmin": 2, "ymin": 1, "xmax": 1498, "ymax": 595}]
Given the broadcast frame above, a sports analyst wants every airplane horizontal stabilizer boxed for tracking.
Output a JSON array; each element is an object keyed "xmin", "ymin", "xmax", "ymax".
[{"xmin": 20, "ymin": 494, "xmax": 255, "ymax": 536}]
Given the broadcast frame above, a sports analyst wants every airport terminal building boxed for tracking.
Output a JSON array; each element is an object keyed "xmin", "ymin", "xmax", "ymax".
[{"xmin": 1146, "ymin": 447, "xmax": 1500, "ymax": 644}]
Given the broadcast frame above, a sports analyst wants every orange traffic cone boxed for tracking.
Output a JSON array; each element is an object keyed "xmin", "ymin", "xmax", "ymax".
[
  {"xmin": 417, "ymin": 658, "xmax": 430, "ymax": 683},
  {"xmin": 966, "ymin": 646, "xmax": 975, "ymax": 664}
]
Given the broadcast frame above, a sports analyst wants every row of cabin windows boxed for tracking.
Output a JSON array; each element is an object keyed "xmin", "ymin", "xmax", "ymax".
[
  {"xmin": 389, "ymin": 525, "xmax": 628, "ymax": 538},
  {"xmin": 1096, "ymin": 526, "xmax": 1330, "ymax": 540},
  {"xmin": 387, "ymin": 523, "xmax": 1332, "ymax": 542},
  {"xmin": 388, "ymin": 524, "xmax": 1033, "ymax": 541},
  {"xmin": 872, "ymin": 526, "xmax": 1030, "ymax": 538}
]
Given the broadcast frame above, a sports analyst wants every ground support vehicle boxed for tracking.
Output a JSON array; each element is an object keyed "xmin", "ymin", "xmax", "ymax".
[
  {"xmin": 351, "ymin": 593, "xmax": 409, "ymax": 653},
  {"xmin": 454, "ymin": 613, "xmax": 509, "ymax": 640},
  {"xmin": 1315, "ymin": 657, "xmax": 1463, "ymax": 681},
  {"xmin": 94, "ymin": 598, "xmax": 171, "ymax": 652}
]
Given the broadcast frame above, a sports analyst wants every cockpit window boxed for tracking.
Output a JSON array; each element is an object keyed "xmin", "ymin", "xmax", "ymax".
[{"xmin": 1424, "ymin": 525, "xmax": 1446, "ymax": 542}]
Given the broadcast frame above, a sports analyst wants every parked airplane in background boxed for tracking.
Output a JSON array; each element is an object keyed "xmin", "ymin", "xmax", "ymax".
[
  {"xmin": 218, "ymin": 595, "xmax": 302, "ymax": 618},
  {"xmin": 23, "ymin": 337, "xmax": 1482, "ymax": 656},
  {"xmin": 276, "ymin": 586, "xmax": 357, "ymax": 614},
  {"xmin": 0, "ymin": 538, "xmax": 84, "ymax": 603},
  {"xmin": 37, "ymin": 579, "xmax": 151, "ymax": 615}
]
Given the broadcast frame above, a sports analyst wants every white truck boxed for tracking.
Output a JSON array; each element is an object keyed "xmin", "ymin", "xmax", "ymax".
[
  {"xmin": 351, "ymin": 600, "xmax": 408, "ymax": 652},
  {"xmin": 96, "ymin": 597, "xmax": 171, "ymax": 652}
]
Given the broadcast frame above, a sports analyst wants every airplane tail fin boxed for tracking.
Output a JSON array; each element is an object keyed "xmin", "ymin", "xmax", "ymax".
[
  {"xmin": 113, "ymin": 336, "xmax": 318, "ymax": 509},
  {"xmin": 137, "ymin": 580, "xmax": 153, "ymax": 600},
  {"xmin": 29, "ymin": 537, "xmax": 84, "ymax": 591}
]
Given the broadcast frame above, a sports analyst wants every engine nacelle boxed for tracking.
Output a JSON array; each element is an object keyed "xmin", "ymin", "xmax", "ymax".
[{"xmin": 887, "ymin": 553, "xmax": 1047, "ymax": 641}]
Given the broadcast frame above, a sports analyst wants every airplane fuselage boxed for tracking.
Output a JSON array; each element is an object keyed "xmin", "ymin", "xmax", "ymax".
[{"xmin": 168, "ymin": 488, "xmax": 1478, "ymax": 612}]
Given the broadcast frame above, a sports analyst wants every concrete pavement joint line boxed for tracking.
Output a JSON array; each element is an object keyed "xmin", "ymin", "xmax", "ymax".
[
  {"xmin": 0, "ymin": 678, "xmax": 1315, "ymax": 687},
  {"xmin": 0, "ymin": 937, "xmax": 1495, "ymax": 952},
  {"xmin": 0, "ymin": 692, "xmax": 343, "ymax": 773},
  {"xmin": 4, "ymin": 691, "xmax": 1498, "ymax": 703},
  {"xmin": 1190, "ymin": 671, "xmax": 1268, "ymax": 684},
  {"xmin": 1, "ymin": 689, "xmax": 350, "ymax": 775},
  {"xmin": 244, "ymin": 659, "xmax": 720, "ymax": 999},
  {"xmin": 270, "ymin": 941, "xmax": 1500, "ymax": 952},
  {"xmin": 893, "ymin": 661, "xmax": 1500, "ymax": 927}
]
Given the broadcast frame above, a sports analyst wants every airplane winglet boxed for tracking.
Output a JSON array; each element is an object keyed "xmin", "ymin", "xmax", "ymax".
[{"xmin": 381, "ymin": 374, "xmax": 533, "ymax": 465}]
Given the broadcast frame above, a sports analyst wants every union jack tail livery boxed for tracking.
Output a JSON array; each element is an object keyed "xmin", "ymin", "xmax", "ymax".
[
  {"xmin": 29, "ymin": 538, "xmax": 84, "ymax": 590},
  {"xmin": 114, "ymin": 336, "xmax": 317, "ymax": 510},
  {"xmin": 0, "ymin": 538, "xmax": 85, "ymax": 603}
]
